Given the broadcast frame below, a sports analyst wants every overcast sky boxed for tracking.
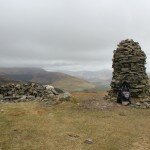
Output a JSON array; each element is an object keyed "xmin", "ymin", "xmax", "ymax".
[{"xmin": 0, "ymin": 0, "xmax": 150, "ymax": 71}]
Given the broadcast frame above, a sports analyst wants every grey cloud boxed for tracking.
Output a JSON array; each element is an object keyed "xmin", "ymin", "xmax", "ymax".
[{"xmin": 0, "ymin": 0, "xmax": 150, "ymax": 71}]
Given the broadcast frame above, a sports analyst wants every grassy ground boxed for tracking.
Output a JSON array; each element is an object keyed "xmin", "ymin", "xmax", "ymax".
[
  {"xmin": 0, "ymin": 92, "xmax": 150, "ymax": 150},
  {"xmin": 53, "ymin": 77, "xmax": 96, "ymax": 92}
]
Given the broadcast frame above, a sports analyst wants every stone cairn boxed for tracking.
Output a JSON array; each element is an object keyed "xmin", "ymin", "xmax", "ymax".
[
  {"xmin": 106, "ymin": 39, "xmax": 150, "ymax": 108},
  {"xmin": 0, "ymin": 82, "xmax": 71, "ymax": 106}
]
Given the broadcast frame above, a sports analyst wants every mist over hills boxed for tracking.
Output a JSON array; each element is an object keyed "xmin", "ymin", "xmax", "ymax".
[
  {"xmin": 63, "ymin": 70, "xmax": 112, "ymax": 88},
  {"xmin": 63, "ymin": 70, "xmax": 150, "ymax": 90},
  {"xmin": 0, "ymin": 68, "xmax": 95, "ymax": 91},
  {"xmin": 63, "ymin": 69, "xmax": 112, "ymax": 82},
  {"xmin": 0, "ymin": 68, "xmax": 68, "ymax": 83},
  {"xmin": 0, "ymin": 67, "xmax": 149, "ymax": 91},
  {"xmin": 0, "ymin": 67, "xmax": 113, "ymax": 91}
]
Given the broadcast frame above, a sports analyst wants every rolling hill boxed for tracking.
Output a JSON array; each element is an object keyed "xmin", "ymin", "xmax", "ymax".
[
  {"xmin": 0, "ymin": 68, "xmax": 95, "ymax": 91},
  {"xmin": 53, "ymin": 76, "xmax": 95, "ymax": 92},
  {"xmin": 63, "ymin": 70, "xmax": 112, "ymax": 89}
]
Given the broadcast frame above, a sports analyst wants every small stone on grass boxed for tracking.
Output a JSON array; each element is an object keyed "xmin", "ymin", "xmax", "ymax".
[{"xmin": 84, "ymin": 138, "xmax": 93, "ymax": 144}]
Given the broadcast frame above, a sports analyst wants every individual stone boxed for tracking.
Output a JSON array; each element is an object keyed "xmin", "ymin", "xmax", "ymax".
[
  {"xmin": 67, "ymin": 133, "xmax": 80, "ymax": 141},
  {"xmin": 144, "ymin": 102, "xmax": 150, "ymax": 108},
  {"xmin": 0, "ymin": 109, "xmax": 4, "ymax": 113},
  {"xmin": 135, "ymin": 102, "xmax": 141, "ymax": 106},
  {"xmin": 20, "ymin": 95, "xmax": 26, "ymax": 100},
  {"xmin": 84, "ymin": 138, "xmax": 93, "ymax": 144},
  {"xmin": 122, "ymin": 101, "xmax": 130, "ymax": 106},
  {"xmin": 0, "ymin": 94, "xmax": 3, "ymax": 99},
  {"xmin": 59, "ymin": 92, "xmax": 71, "ymax": 101}
]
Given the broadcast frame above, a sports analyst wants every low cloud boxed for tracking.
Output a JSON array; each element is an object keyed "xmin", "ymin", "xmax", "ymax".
[{"xmin": 0, "ymin": 0, "xmax": 150, "ymax": 71}]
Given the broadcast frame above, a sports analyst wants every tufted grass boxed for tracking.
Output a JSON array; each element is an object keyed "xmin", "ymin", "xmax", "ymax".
[{"xmin": 0, "ymin": 92, "xmax": 150, "ymax": 150}]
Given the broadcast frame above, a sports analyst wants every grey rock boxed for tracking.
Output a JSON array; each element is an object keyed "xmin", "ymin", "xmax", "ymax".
[
  {"xmin": 59, "ymin": 92, "xmax": 71, "ymax": 101},
  {"xmin": 122, "ymin": 101, "xmax": 130, "ymax": 106},
  {"xmin": 0, "ymin": 94, "xmax": 3, "ymax": 99},
  {"xmin": 0, "ymin": 83, "xmax": 71, "ymax": 105},
  {"xmin": 135, "ymin": 102, "xmax": 141, "ymax": 106},
  {"xmin": 144, "ymin": 102, "xmax": 150, "ymax": 108},
  {"xmin": 20, "ymin": 95, "xmax": 26, "ymax": 99},
  {"xmin": 141, "ymin": 106, "xmax": 147, "ymax": 109},
  {"xmin": 84, "ymin": 138, "xmax": 93, "ymax": 144}
]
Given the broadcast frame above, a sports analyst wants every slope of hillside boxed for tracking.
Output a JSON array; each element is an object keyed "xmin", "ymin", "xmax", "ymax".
[
  {"xmin": 53, "ymin": 76, "xmax": 96, "ymax": 92},
  {"xmin": 63, "ymin": 70, "xmax": 112, "ymax": 90},
  {"xmin": 0, "ymin": 67, "xmax": 44, "ymax": 75},
  {"xmin": 63, "ymin": 70, "xmax": 112, "ymax": 82},
  {"xmin": 0, "ymin": 76, "xmax": 19, "ymax": 84},
  {"xmin": 0, "ymin": 68, "xmax": 95, "ymax": 91},
  {"xmin": 0, "ymin": 68, "xmax": 68, "ymax": 83},
  {"xmin": 0, "ymin": 68, "xmax": 43, "ymax": 82}
]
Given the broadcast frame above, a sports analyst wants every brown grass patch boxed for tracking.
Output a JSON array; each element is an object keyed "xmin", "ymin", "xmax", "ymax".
[{"xmin": 0, "ymin": 93, "xmax": 150, "ymax": 150}]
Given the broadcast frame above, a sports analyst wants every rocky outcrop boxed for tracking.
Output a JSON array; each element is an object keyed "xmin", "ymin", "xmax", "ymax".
[{"xmin": 0, "ymin": 83, "xmax": 71, "ymax": 105}]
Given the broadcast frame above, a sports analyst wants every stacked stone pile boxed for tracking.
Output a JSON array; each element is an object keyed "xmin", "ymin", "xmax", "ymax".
[
  {"xmin": 0, "ymin": 82, "xmax": 71, "ymax": 105},
  {"xmin": 106, "ymin": 39, "xmax": 150, "ymax": 107}
]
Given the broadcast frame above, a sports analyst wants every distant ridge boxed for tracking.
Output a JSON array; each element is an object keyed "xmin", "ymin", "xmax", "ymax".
[
  {"xmin": 63, "ymin": 70, "xmax": 112, "ymax": 88},
  {"xmin": 0, "ymin": 67, "xmax": 95, "ymax": 91}
]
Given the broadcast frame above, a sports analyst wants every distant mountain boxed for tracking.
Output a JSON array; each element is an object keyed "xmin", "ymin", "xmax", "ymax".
[
  {"xmin": 63, "ymin": 69, "xmax": 112, "ymax": 88},
  {"xmin": 0, "ymin": 68, "xmax": 95, "ymax": 91},
  {"xmin": 0, "ymin": 68, "xmax": 68, "ymax": 83}
]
